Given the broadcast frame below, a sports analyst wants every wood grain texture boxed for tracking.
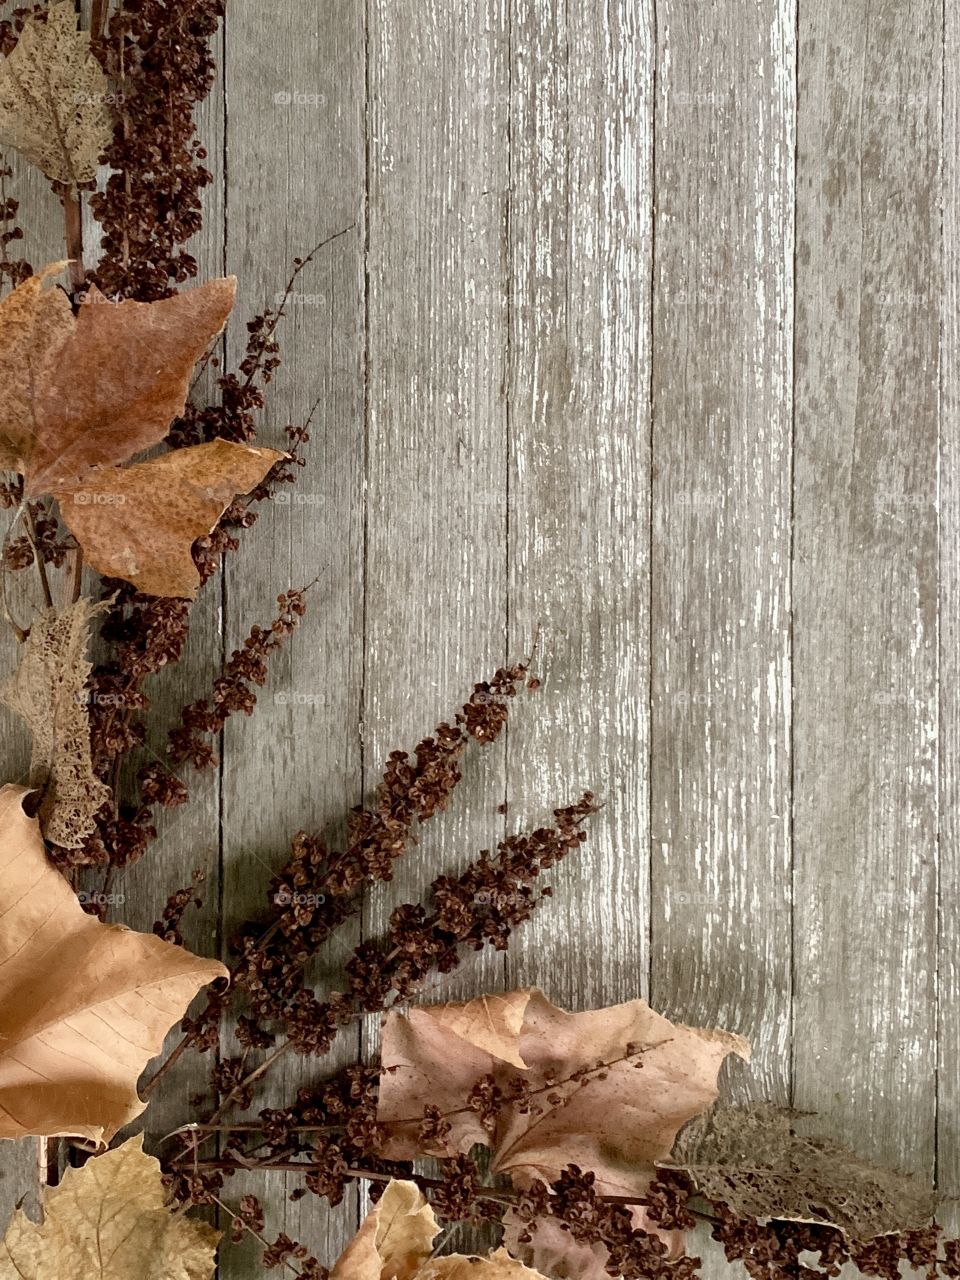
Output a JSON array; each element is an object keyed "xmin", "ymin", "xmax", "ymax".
[
  {"xmin": 219, "ymin": 1, "xmax": 366, "ymax": 1273},
  {"xmin": 0, "ymin": 0, "xmax": 118, "ymax": 1221},
  {"xmin": 505, "ymin": 0, "xmax": 654, "ymax": 1011},
  {"xmin": 792, "ymin": 0, "xmax": 941, "ymax": 1175},
  {"xmin": 0, "ymin": 0, "xmax": 955, "ymax": 1270},
  {"xmin": 649, "ymin": 0, "xmax": 795, "ymax": 1102},
  {"xmin": 360, "ymin": 0, "xmax": 510, "ymax": 1007},
  {"xmin": 941, "ymin": 0, "xmax": 960, "ymax": 1223}
]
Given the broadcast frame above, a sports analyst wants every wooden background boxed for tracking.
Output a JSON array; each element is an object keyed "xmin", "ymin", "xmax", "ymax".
[{"xmin": 0, "ymin": 0, "xmax": 953, "ymax": 1276}]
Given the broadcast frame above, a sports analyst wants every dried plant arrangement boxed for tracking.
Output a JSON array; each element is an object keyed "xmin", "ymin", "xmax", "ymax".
[{"xmin": 0, "ymin": 4, "xmax": 953, "ymax": 1280}]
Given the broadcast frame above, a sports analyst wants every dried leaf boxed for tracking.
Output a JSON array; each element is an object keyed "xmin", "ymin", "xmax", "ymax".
[
  {"xmin": 378, "ymin": 988, "xmax": 750, "ymax": 1198},
  {"xmin": 0, "ymin": 262, "xmax": 73, "ymax": 475},
  {"xmin": 0, "ymin": 785, "xmax": 227, "ymax": 1142},
  {"xmin": 420, "ymin": 1250, "xmax": 549, "ymax": 1280},
  {"xmin": 665, "ymin": 1104, "xmax": 937, "ymax": 1240},
  {"xmin": 0, "ymin": 597, "xmax": 109, "ymax": 848},
  {"xmin": 0, "ymin": 265, "xmax": 236, "ymax": 495},
  {"xmin": 0, "ymin": 1134, "xmax": 219, "ymax": 1279},
  {"xmin": 330, "ymin": 1181, "xmax": 548, "ymax": 1280},
  {"xmin": 330, "ymin": 1180, "xmax": 440, "ymax": 1280},
  {"xmin": 54, "ymin": 439, "xmax": 285, "ymax": 598},
  {"xmin": 425, "ymin": 990, "xmax": 530, "ymax": 1069},
  {"xmin": 0, "ymin": 2, "xmax": 112, "ymax": 184},
  {"xmin": 502, "ymin": 1209, "xmax": 682, "ymax": 1280}
]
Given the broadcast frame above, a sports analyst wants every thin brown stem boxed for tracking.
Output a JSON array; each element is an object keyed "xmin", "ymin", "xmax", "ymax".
[
  {"xmin": 70, "ymin": 546, "xmax": 83, "ymax": 604},
  {"xmin": 22, "ymin": 505, "xmax": 53, "ymax": 610},
  {"xmin": 210, "ymin": 1195, "xmax": 310, "ymax": 1280},
  {"xmin": 63, "ymin": 190, "xmax": 84, "ymax": 291},
  {"xmin": 193, "ymin": 1162, "xmax": 719, "ymax": 1224},
  {"xmin": 90, "ymin": 0, "xmax": 109, "ymax": 40}
]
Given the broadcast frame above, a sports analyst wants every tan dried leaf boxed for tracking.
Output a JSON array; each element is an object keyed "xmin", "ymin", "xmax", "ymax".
[
  {"xmin": 330, "ymin": 1181, "xmax": 548, "ymax": 1280},
  {"xmin": 0, "ymin": 786, "xmax": 228, "ymax": 1142},
  {"xmin": 330, "ymin": 1180, "xmax": 440, "ymax": 1280},
  {"xmin": 0, "ymin": 262, "xmax": 73, "ymax": 475},
  {"xmin": 665, "ymin": 1104, "xmax": 936, "ymax": 1241},
  {"xmin": 0, "ymin": 1134, "xmax": 219, "ymax": 1279},
  {"xmin": 420, "ymin": 1249, "xmax": 549, "ymax": 1280},
  {"xmin": 0, "ymin": 2, "xmax": 112, "ymax": 184},
  {"xmin": 54, "ymin": 439, "xmax": 285, "ymax": 598},
  {"xmin": 0, "ymin": 597, "xmax": 109, "ymax": 848},
  {"xmin": 502, "ymin": 1208, "xmax": 683, "ymax": 1280},
  {"xmin": 0, "ymin": 265, "xmax": 237, "ymax": 495},
  {"xmin": 425, "ymin": 991, "xmax": 530, "ymax": 1069},
  {"xmin": 378, "ymin": 988, "xmax": 750, "ymax": 1198}
]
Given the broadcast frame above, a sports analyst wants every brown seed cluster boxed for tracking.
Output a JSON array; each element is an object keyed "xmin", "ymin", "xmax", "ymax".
[{"xmin": 90, "ymin": 0, "xmax": 225, "ymax": 300}]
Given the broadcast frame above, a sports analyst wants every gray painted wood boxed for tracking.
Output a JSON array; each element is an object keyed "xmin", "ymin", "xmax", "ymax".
[
  {"xmin": 219, "ymin": 1, "xmax": 365, "ymax": 1273},
  {"xmin": 648, "ymin": 0, "xmax": 795, "ymax": 1104},
  {"xmin": 792, "ymin": 0, "xmax": 941, "ymax": 1178},
  {"xmin": 941, "ymin": 0, "xmax": 960, "ymax": 1228},
  {"xmin": 0, "ymin": 0, "xmax": 955, "ymax": 1273},
  {"xmin": 360, "ymin": 0, "xmax": 510, "ymax": 1006},
  {"xmin": 504, "ymin": 0, "xmax": 653, "ymax": 1011}
]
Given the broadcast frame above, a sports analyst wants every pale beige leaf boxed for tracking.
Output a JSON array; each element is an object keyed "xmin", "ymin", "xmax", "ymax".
[
  {"xmin": 0, "ymin": 1134, "xmax": 219, "ymax": 1279},
  {"xmin": 54, "ymin": 439, "xmax": 285, "ymax": 598},
  {"xmin": 0, "ymin": 265, "xmax": 237, "ymax": 495},
  {"xmin": 1, "ymin": 598, "xmax": 109, "ymax": 848},
  {"xmin": 422, "ymin": 991, "xmax": 532, "ymax": 1069},
  {"xmin": 378, "ymin": 988, "xmax": 750, "ymax": 1198},
  {"xmin": 665, "ymin": 1104, "xmax": 937, "ymax": 1241},
  {"xmin": 330, "ymin": 1183, "xmax": 548, "ymax": 1280},
  {"xmin": 419, "ymin": 1248, "xmax": 548, "ymax": 1280},
  {"xmin": 0, "ymin": 262, "xmax": 73, "ymax": 475},
  {"xmin": 0, "ymin": 786, "xmax": 227, "ymax": 1142},
  {"xmin": 330, "ymin": 1180, "xmax": 439, "ymax": 1280},
  {"xmin": 0, "ymin": 2, "xmax": 112, "ymax": 184},
  {"xmin": 502, "ymin": 1204, "xmax": 684, "ymax": 1280}
]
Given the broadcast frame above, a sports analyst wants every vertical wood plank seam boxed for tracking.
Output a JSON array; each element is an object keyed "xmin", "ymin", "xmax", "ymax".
[
  {"xmin": 646, "ymin": 0, "xmax": 658, "ymax": 1007},
  {"xmin": 216, "ymin": 13, "xmax": 230, "ymax": 1270},
  {"xmin": 356, "ymin": 0, "xmax": 373, "ymax": 1232},
  {"xmin": 788, "ymin": 0, "xmax": 800, "ymax": 1114},
  {"xmin": 503, "ymin": 0, "xmax": 514, "ymax": 997},
  {"xmin": 935, "ymin": 0, "xmax": 946, "ymax": 1191}
]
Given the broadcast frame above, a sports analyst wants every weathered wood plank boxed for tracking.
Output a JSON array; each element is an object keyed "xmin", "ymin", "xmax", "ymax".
[
  {"xmin": 792, "ymin": 0, "xmax": 941, "ymax": 1176},
  {"xmin": 504, "ymin": 0, "xmax": 654, "ymax": 1011},
  {"xmin": 941, "ymin": 0, "xmax": 960, "ymax": 1225},
  {"xmin": 649, "ymin": 1, "xmax": 795, "ymax": 1102},
  {"xmin": 220, "ymin": 2, "xmax": 365, "ymax": 1274},
  {"xmin": 109, "ymin": 27, "xmax": 227, "ymax": 1182},
  {"xmin": 940, "ymin": 0, "xmax": 958, "ymax": 1219},
  {"xmin": 359, "ymin": 3, "xmax": 511, "ymax": 1253},
  {"xmin": 0, "ymin": 0, "xmax": 116, "ymax": 1221},
  {"xmin": 360, "ymin": 0, "xmax": 510, "ymax": 999}
]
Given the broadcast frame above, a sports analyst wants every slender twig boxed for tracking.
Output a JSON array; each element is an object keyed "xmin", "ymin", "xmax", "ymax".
[
  {"xmin": 210, "ymin": 1195, "xmax": 311, "ymax": 1280},
  {"xmin": 90, "ymin": 0, "xmax": 109, "ymax": 40},
  {"xmin": 21, "ymin": 504, "xmax": 53, "ymax": 610},
  {"xmin": 69, "ymin": 546, "xmax": 83, "ymax": 604},
  {"xmin": 63, "ymin": 190, "xmax": 84, "ymax": 292},
  {"xmin": 193, "ymin": 1163, "xmax": 719, "ymax": 1225}
]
